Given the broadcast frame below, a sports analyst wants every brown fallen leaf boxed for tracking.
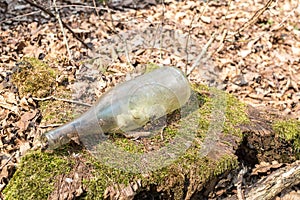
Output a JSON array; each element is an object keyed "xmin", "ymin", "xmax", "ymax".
[
  {"xmin": 16, "ymin": 110, "xmax": 37, "ymax": 132},
  {"xmin": 0, "ymin": 102, "xmax": 19, "ymax": 114},
  {"xmin": 251, "ymin": 161, "xmax": 284, "ymax": 176},
  {"xmin": 19, "ymin": 97, "xmax": 30, "ymax": 111},
  {"xmin": 18, "ymin": 141, "xmax": 31, "ymax": 156},
  {"xmin": 2, "ymin": 92, "xmax": 18, "ymax": 105},
  {"xmin": 200, "ymin": 16, "xmax": 211, "ymax": 24},
  {"xmin": 280, "ymin": 191, "xmax": 300, "ymax": 200}
]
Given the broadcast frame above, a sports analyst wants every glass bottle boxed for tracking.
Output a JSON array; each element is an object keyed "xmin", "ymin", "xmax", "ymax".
[{"xmin": 43, "ymin": 67, "xmax": 191, "ymax": 149}]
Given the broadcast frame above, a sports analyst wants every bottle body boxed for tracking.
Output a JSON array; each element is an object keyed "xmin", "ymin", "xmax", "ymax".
[{"xmin": 44, "ymin": 67, "xmax": 191, "ymax": 149}]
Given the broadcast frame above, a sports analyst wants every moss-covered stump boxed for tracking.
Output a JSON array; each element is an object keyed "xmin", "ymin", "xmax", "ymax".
[
  {"xmin": 3, "ymin": 85, "xmax": 300, "ymax": 200},
  {"xmin": 236, "ymin": 106, "xmax": 300, "ymax": 166}
]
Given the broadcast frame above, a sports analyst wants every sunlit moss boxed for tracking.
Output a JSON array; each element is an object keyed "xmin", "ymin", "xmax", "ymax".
[
  {"xmin": 39, "ymin": 99, "xmax": 76, "ymax": 125},
  {"xmin": 11, "ymin": 57, "xmax": 57, "ymax": 98},
  {"xmin": 145, "ymin": 62, "xmax": 160, "ymax": 73},
  {"xmin": 113, "ymin": 137, "xmax": 144, "ymax": 153},
  {"xmin": 11, "ymin": 57, "xmax": 75, "ymax": 125},
  {"xmin": 3, "ymin": 151, "xmax": 73, "ymax": 200},
  {"xmin": 273, "ymin": 119, "xmax": 300, "ymax": 153}
]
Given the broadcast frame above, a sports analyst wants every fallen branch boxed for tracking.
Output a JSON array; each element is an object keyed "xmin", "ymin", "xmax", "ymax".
[
  {"xmin": 0, "ymin": 152, "xmax": 16, "ymax": 171},
  {"xmin": 23, "ymin": 0, "xmax": 92, "ymax": 50},
  {"xmin": 0, "ymin": 10, "xmax": 41, "ymax": 24},
  {"xmin": 244, "ymin": 161, "xmax": 300, "ymax": 200},
  {"xmin": 234, "ymin": 0, "xmax": 276, "ymax": 35},
  {"xmin": 92, "ymin": 0, "xmax": 99, "ymax": 16},
  {"xmin": 211, "ymin": 0, "xmax": 276, "ymax": 55},
  {"xmin": 53, "ymin": 0, "xmax": 72, "ymax": 60},
  {"xmin": 184, "ymin": 0, "xmax": 210, "ymax": 74},
  {"xmin": 187, "ymin": 32, "xmax": 216, "ymax": 76}
]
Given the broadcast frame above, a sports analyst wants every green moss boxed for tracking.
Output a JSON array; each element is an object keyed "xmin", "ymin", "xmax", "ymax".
[
  {"xmin": 145, "ymin": 63, "xmax": 160, "ymax": 73},
  {"xmin": 143, "ymin": 148, "xmax": 238, "ymax": 199},
  {"xmin": 12, "ymin": 57, "xmax": 57, "ymax": 98},
  {"xmin": 194, "ymin": 84, "xmax": 249, "ymax": 139},
  {"xmin": 113, "ymin": 137, "xmax": 144, "ymax": 153},
  {"xmin": 224, "ymin": 93, "xmax": 250, "ymax": 136},
  {"xmin": 82, "ymin": 154, "xmax": 140, "ymax": 200},
  {"xmin": 12, "ymin": 58, "xmax": 74, "ymax": 124},
  {"xmin": 39, "ymin": 98, "xmax": 76, "ymax": 125},
  {"xmin": 273, "ymin": 119, "xmax": 300, "ymax": 152},
  {"xmin": 11, "ymin": 57, "xmax": 75, "ymax": 125},
  {"xmin": 3, "ymin": 151, "xmax": 73, "ymax": 200},
  {"xmin": 213, "ymin": 154, "xmax": 238, "ymax": 176}
]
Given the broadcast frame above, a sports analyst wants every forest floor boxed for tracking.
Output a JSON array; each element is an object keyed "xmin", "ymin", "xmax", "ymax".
[{"xmin": 0, "ymin": 0, "xmax": 300, "ymax": 199}]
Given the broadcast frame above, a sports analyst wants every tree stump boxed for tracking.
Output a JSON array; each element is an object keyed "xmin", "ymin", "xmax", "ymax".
[{"xmin": 3, "ymin": 86, "xmax": 300, "ymax": 200}]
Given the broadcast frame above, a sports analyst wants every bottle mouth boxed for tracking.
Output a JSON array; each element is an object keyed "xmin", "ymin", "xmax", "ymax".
[
  {"xmin": 42, "ymin": 123, "xmax": 79, "ymax": 150},
  {"xmin": 39, "ymin": 134, "xmax": 50, "ymax": 150}
]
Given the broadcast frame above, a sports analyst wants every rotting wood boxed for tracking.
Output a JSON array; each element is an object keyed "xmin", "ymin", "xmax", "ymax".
[{"xmin": 244, "ymin": 160, "xmax": 300, "ymax": 200}]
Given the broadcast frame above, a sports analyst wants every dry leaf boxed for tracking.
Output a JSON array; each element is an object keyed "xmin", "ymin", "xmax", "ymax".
[
  {"xmin": 16, "ymin": 110, "xmax": 37, "ymax": 131},
  {"xmin": 19, "ymin": 97, "xmax": 30, "ymax": 110},
  {"xmin": 200, "ymin": 16, "xmax": 211, "ymax": 24},
  {"xmin": 251, "ymin": 161, "xmax": 284, "ymax": 175},
  {"xmin": 19, "ymin": 141, "xmax": 31, "ymax": 156}
]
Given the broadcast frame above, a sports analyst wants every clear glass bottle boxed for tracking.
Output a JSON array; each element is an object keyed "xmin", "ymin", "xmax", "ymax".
[{"xmin": 43, "ymin": 67, "xmax": 191, "ymax": 149}]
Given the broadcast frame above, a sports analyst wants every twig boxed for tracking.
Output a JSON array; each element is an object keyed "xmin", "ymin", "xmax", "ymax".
[
  {"xmin": 53, "ymin": 0, "xmax": 72, "ymax": 60},
  {"xmin": 184, "ymin": 7, "xmax": 197, "ymax": 74},
  {"xmin": 203, "ymin": 0, "xmax": 235, "ymax": 58},
  {"xmin": 248, "ymin": 3, "xmax": 299, "ymax": 44},
  {"xmin": 215, "ymin": 29, "xmax": 228, "ymax": 54},
  {"xmin": 187, "ymin": 32, "xmax": 216, "ymax": 76},
  {"xmin": 23, "ymin": 0, "xmax": 91, "ymax": 50},
  {"xmin": 0, "ymin": 152, "xmax": 16, "ymax": 171},
  {"xmin": 92, "ymin": 0, "xmax": 99, "ymax": 16},
  {"xmin": 151, "ymin": 23, "xmax": 162, "ymax": 56},
  {"xmin": 185, "ymin": 1, "xmax": 209, "ymax": 76},
  {"xmin": 104, "ymin": 2, "xmax": 134, "ymax": 68},
  {"xmin": 200, "ymin": 0, "xmax": 210, "ymax": 19},
  {"xmin": 234, "ymin": 0, "xmax": 276, "ymax": 35},
  {"xmin": 184, "ymin": 24, "xmax": 192, "ymax": 75},
  {"xmin": 51, "ymin": 4, "xmax": 108, "ymax": 11},
  {"xmin": 223, "ymin": 0, "xmax": 233, "ymax": 20},
  {"xmin": 206, "ymin": 29, "xmax": 227, "ymax": 60},
  {"xmin": 0, "ymin": 11, "xmax": 41, "ymax": 24},
  {"xmin": 159, "ymin": 0, "xmax": 166, "ymax": 61},
  {"xmin": 187, "ymin": 0, "xmax": 273, "ymax": 75},
  {"xmin": 32, "ymin": 96, "xmax": 92, "ymax": 107},
  {"xmin": 218, "ymin": 0, "xmax": 291, "ymax": 51},
  {"xmin": 39, "ymin": 124, "xmax": 63, "ymax": 128},
  {"xmin": 212, "ymin": 0, "xmax": 284, "ymax": 55},
  {"xmin": 237, "ymin": 165, "xmax": 247, "ymax": 200},
  {"xmin": 210, "ymin": 0, "xmax": 232, "ymax": 55},
  {"xmin": 149, "ymin": 0, "xmax": 166, "ymax": 61},
  {"xmin": 0, "ymin": 4, "xmax": 108, "ymax": 25}
]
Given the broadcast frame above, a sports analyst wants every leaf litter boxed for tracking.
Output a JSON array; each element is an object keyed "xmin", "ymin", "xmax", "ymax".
[{"xmin": 0, "ymin": 0, "xmax": 300, "ymax": 199}]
